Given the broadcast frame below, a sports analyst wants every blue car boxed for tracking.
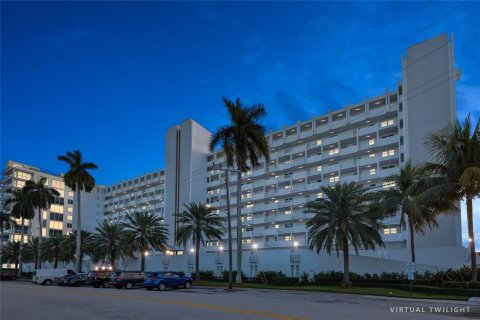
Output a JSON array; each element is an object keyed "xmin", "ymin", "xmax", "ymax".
[{"xmin": 144, "ymin": 272, "xmax": 193, "ymax": 291}]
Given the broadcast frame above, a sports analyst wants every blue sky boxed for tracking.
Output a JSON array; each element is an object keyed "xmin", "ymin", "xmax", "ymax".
[{"xmin": 1, "ymin": 2, "xmax": 479, "ymax": 244}]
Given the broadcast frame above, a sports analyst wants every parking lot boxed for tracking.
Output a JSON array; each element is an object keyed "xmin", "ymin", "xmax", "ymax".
[{"xmin": 1, "ymin": 281, "xmax": 479, "ymax": 320}]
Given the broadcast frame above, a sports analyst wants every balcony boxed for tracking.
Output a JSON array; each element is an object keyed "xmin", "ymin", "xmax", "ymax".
[
  {"xmin": 306, "ymin": 154, "xmax": 322, "ymax": 164},
  {"xmin": 359, "ymin": 125, "xmax": 377, "ymax": 136},
  {"xmin": 340, "ymin": 145, "xmax": 358, "ymax": 155},
  {"xmin": 358, "ymin": 156, "xmax": 378, "ymax": 167}
]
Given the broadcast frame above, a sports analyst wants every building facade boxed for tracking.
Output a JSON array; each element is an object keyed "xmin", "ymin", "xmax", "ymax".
[{"xmin": 2, "ymin": 34, "xmax": 469, "ymax": 275}]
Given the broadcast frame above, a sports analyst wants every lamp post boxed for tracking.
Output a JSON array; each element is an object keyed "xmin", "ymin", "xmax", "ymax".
[{"xmin": 144, "ymin": 251, "xmax": 149, "ymax": 272}]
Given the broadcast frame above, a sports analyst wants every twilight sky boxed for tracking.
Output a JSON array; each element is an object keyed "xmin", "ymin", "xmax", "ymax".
[{"xmin": 1, "ymin": 2, "xmax": 479, "ymax": 244}]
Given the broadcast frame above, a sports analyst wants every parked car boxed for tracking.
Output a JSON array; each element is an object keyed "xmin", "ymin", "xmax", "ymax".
[
  {"xmin": 86, "ymin": 270, "xmax": 115, "ymax": 288},
  {"xmin": 64, "ymin": 274, "xmax": 88, "ymax": 287},
  {"xmin": 144, "ymin": 271, "xmax": 192, "ymax": 291},
  {"xmin": 0, "ymin": 269, "xmax": 16, "ymax": 281},
  {"xmin": 109, "ymin": 271, "xmax": 145, "ymax": 289},
  {"xmin": 34, "ymin": 269, "xmax": 76, "ymax": 285}
]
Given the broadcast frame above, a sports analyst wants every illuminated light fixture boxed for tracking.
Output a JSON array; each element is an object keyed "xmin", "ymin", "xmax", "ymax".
[
  {"xmin": 95, "ymin": 267, "xmax": 99, "ymax": 271},
  {"xmin": 108, "ymin": 266, "xmax": 113, "ymax": 271},
  {"xmin": 293, "ymin": 241, "xmax": 299, "ymax": 247},
  {"xmin": 219, "ymin": 246, "xmax": 224, "ymax": 251},
  {"xmin": 190, "ymin": 248, "xmax": 195, "ymax": 253},
  {"xmin": 144, "ymin": 251, "xmax": 149, "ymax": 256},
  {"xmin": 101, "ymin": 266, "xmax": 105, "ymax": 270},
  {"xmin": 252, "ymin": 243, "xmax": 258, "ymax": 249}
]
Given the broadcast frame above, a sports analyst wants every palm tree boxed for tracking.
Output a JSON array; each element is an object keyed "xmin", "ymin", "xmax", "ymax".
[
  {"xmin": 58, "ymin": 150, "xmax": 98, "ymax": 272},
  {"xmin": 41, "ymin": 236, "xmax": 64, "ymax": 268},
  {"xmin": 423, "ymin": 115, "xmax": 480, "ymax": 281},
  {"xmin": 176, "ymin": 202, "xmax": 224, "ymax": 280},
  {"xmin": 22, "ymin": 236, "xmax": 42, "ymax": 269},
  {"xmin": 1, "ymin": 241, "xmax": 21, "ymax": 275},
  {"xmin": 209, "ymin": 97, "xmax": 270, "ymax": 283},
  {"xmin": 305, "ymin": 182, "xmax": 384, "ymax": 288},
  {"xmin": 121, "ymin": 212, "xmax": 169, "ymax": 272},
  {"xmin": 0, "ymin": 210, "xmax": 13, "ymax": 274},
  {"xmin": 61, "ymin": 230, "xmax": 94, "ymax": 266},
  {"xmin": 381, "ymin": 161, "xmax": 455, "ymax": 263},
  {"xmin": 4, "ymin": 187, "xmax": 35, "ymax": 276},
  {"xmin": 24, "ymin": 178, "xmax": 60, "ymax": 268},
  {"xmin": 91, "ymin": 222, "xmax": 127, "ymax": 269}
]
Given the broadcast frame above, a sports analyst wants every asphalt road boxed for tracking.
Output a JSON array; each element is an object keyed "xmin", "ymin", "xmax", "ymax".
[{"xmin": 1, "ymin": 281, "xmax": 479, "ymax": 320}]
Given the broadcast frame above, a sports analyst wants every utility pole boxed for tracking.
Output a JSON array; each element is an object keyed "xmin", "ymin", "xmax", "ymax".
[{"xmin": 213, "ymin": 164, "xmax": 241, "ymax": 290}]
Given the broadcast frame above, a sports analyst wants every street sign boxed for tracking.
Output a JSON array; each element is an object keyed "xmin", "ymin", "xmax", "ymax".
[{"xmin": 406, "ymin": 262, "xmax": 415, "ymax": 281}]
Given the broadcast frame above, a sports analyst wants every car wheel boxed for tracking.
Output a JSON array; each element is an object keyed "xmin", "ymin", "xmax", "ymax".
[
  {"xmin": 116, "ymin": 285, "xmax": 122, "ymax": 289},
  {"xmin": 157, "ymin": 282, "xmax": 166, "ymax": 291},
  {"xmin": 146, "ymin": 287, "xmax": 153, "ymax": 291},
  {"xmin": 184, "ymin": 281, "xmax": 192, "ymax": 289},
  {"xmin": 44, "ymin": 279, "xmax": 52, "ymax": 286},
  {"xmin": 102, "ymin": 281, "xmax": 110, "ymax": 288},
  {"xmin": 125, "ymin": 282, "xmax": 133, "ymax": 289},
  {"xmin": 93, "ymin": 284, "xmax": 100, "ymax": 288}
]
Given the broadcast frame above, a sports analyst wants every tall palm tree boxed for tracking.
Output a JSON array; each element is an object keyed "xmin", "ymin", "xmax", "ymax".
[
  {"xmin": 121, "ymin": 212, "xmax": 169, "ymax": 272},
  {"xmin": 22, "ymin": 236, "xmax": 42, "ymax": 270},
  {"xmin": 4, "ymin": 187, "xmax": 35, "ymax": 276},
  {"xmin": 58, "ymin": 150, "xmax": 98, "ymax": 272},
  {"xmin": 1, "ymin": 241, "xmax": 21, "ymax": 275},
  {"xmin": 91, "ymin": 222, "xmax": 127, "ymax": 269},
  {"xmin": 423, "ymin": 115, "xmax": 480, "ymax": 281},
  {"xmin": 0, "ymin": 210, "xmax": 13, "ymax": 273},
  {"xmin": 209, "ymin": 97, "xmax": 270, "ymax": 283},
  {"xmin": 176, "ymin": 202, "xmax": 224, "ymax": 280},
  {"xmin": 381, "ymin": 161, "xmax": 455, "ymax": 263},
  {"xmin": 24, "ymin": 178, "xmax": 60, "ymax": 268},
  {"xmin": 305, "ymin": 182, "xmax": 384, "ymax": 288},
  {"xmin": 61, "ymin": 230, "xmax": 94, "ymax": 266},
  {"xmin": 0, "ymin": 210, "xmax": 13, "ymax": 246},
  {"xmin": 41, "ymin": 236, "xmax": 64, "ymax": 268}
]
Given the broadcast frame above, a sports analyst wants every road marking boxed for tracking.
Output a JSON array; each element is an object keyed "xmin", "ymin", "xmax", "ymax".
[{"xmin": 3, "ymin": 285, "xmax": 307, "ymax": 320}]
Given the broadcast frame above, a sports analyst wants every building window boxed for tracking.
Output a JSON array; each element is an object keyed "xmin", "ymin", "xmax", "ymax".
[
  {"xmin": 383, "ymin": 181, "xmax": 396, "ymax": 188},
  {"xmin": 369, "ymin": 168, "xmax": 376, "ymax": 175},
  {"xmin": 380, "ymin": 119, "xmax": 395, "ymax": 128},
  {"xmin": 274, "ymin": 224, "xmax": 280, "ymax": 229},
  {"xmin": 382, "ymin": 149, "xmax": 395, "ymax": 157},
  {"xmin": 52, "ymin": 180, "xmax": 65, "ymax": 190},
  {"xmin": 328, "ymin": 148, "xmax": 339, "ymax": 155},
  {"xmin": 316, "ymin": 165, "xmax": 322, "ymax": 172},
  {"xmin": 15, "ymin": 171, "xmax": 32, "ymax": 180},
  {"xmin": 384, "ymin": 227, "xmax": 398, "ymax": 235},
  {"xmin": 285, "ymin": 235, "xmax": 291, "ymax": 241},
  {"xmin": 369, "ymin": 153, "xmax": 376, "ymax": 158},
  {"xmin": 368, "ymin": 139, "xmax": 375, "ymax": 146},
  {"xmin": 50, "ymin": 204, "xmax": 63, "ymax": 213},
  {"xmin": 316, "ymin": 139, "xmax": 322, "ymax": 146},
  {"xmin": 317, "ymin": 192, "xmax": 323, "ymax": 199},
  {"xmin": 329, "ymin": 176, "xmax": 339, "ymax": 183}
]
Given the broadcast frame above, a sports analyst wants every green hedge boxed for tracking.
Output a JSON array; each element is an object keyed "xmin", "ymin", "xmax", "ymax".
[
  {"xmin": 349, "ymin": 283, "xmax": 480, "ymax": 297},
  {"xmin": 271, "ymin": 277, "xmax": 300, "ymax": 286}
]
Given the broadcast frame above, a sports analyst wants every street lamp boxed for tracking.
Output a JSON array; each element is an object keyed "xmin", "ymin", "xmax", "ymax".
[
  {"xmin": 252, "ymin": 243, "xmax": 258, "ymax": 250},
  {"xmin": 190, "ymin": 248, "xmax": 195, "ymax": 253},
  {"xmin": 293, "ymin": 241, "xmax": 299, "ymax": 248}
]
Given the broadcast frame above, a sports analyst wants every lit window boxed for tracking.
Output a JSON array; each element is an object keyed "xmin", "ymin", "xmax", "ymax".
[
  {"xmin": 328, "ymin": 148, "xmax": 339, "ymax": 155},
  {"xmin": 284, "ymin": 185, "xmax": 291, "ymax": 189},
  {"xmin": 51, "ymin": 204, "xmax": 63, "ymax": 213},
  {"xmin": 67, "ymin": 215, "xmax": 73, "ymax": 221},
  {"xmin": 274, "ymin": 200, "xmax": 279, "ymax": 204},
  {"xmin": 369, "ymin": 153, "xmax": 376, "ymax": 158},
  {"xmin": 369, "ymin": 168, "xmax": 376, "ymax": 175},
  {"xmin": 15, "ymin": 171, "xmax": 32, "ymax": 180},
  {"xmin": 285, "ymin": 235, "xmax": 291, "ymax": 241},
  {"xmin": 49, "ymin": 221, "xmax": 63, "ymax": 230},
  {"xmin": 284, "ymin": 210, "xmax": 292, "ymax": 215},
  {"xmin": 384, "ymin": 227, "xmax": 398, "ymax": 235},
  {"xmin": 383, "ymin": 181, "xmax": 396, "ymax": 188},
  {"xmin": 274, "ymin": 224, "xmax": 279, "ymax": 229},
  {"xmin": 14, "ymin": 180, "xmax": 26, "ymax": 188},
  {"xmin": 381, "ymin": 119, "xmax": 395, "ymax": 128},
  {"xmin": 329, "ymin": 176, "xmax": 340, "ymax": 183},
  {"xmin": 317, "ymin": 165, "xmax": 322, "ymax": 172},
  {"xmin": 42, "ymin": 211, "xmax": 47, "ymax": 219},
  {"xmin": 382, "ymin": 149, "xmax": 395, "ymax": 157},
  {"xmin": 246, "ymin": 203, "xmax": 254, "ymax": 208},
  {"xmin": 52, "ymin": 180, "xmax": 65, "ymax": 190},
  {"xmin": 317, "ymin": 193, "xmax": 323, "ymax": 199},
  {"xmin": 316, "ymin": 139, "xmax": 322, "ymax": 145},
  {"xmin": 368, "ymin": 139, "xmax": 375, "ymax": 145}
]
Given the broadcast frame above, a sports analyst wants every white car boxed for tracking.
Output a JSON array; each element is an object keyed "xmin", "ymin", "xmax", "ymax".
[{"xmin": 33, "ymin": 269, "xmax": 76, "ymax": 285}]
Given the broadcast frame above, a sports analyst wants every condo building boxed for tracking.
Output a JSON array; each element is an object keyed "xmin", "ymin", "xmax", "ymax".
[{"xmin": 2, "ymin": 34, "xmax": 470, "ymax": 275}]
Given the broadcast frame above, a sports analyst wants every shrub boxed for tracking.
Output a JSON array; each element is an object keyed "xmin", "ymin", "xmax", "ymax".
[
  {"xmin": 222, "ymin": 270, "xmax": 246, "ymax": 282},
  {"xmin": 300, "ymin": 272, "xmax": 310, "ymax": 285},
  {"xmin": 257, "ymin": 271, "xmax": 285, "ymax": 283},
  {"xmin": 194, "ymin": 270, "xmax": 214, "ymax": 280},
  {"xmin": 272, "ymin": 277, "xmax": 300, "ymax": 286}
]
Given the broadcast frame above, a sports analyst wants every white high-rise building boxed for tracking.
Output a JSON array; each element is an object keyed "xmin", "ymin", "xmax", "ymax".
[{"xmin": 3, "ymin": 34, "xmax": 469, "ymax": 275}]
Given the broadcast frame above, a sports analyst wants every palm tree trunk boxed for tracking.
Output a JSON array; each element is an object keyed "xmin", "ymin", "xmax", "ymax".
[
  {"xmin": 141, "ymin": 252, "xmax": 145, "ymax": 272},
  {"xmin": 75, "ymin": 186, "xmax": 82, "ymax": 273},
  {"xmin": 342, "ymin": 237, "xmax": 351, "ymax": 288},
  {"xmin": 54, "ymin": 254, "xmax": 58, "ymax": 269},
  {"xmin": 466, "ymin": 195, "xmax": 477, "ymax": 281},
  {"xmin": 407, "ymin": 211, "xmax": 416, "ymax": 263},
  {"xmin": 195, "ymin": 237, "xmax": 200, "ymax": 281},
  {"xmin": 110, "ymin": 251, "xmax": 115, "ymax": 269},
  {"xmin": 18, "ymin": 218, "xmax": 25, "ymax": 277},
  {"xmin": 236, "ymin": 168, "xmax": 242, "ymax": 284},
  {"xmin": 37, "ymin": 208, "xmax": 43, "ymax": 270}
]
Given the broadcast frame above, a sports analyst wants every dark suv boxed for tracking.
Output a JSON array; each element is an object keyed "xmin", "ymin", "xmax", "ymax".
[
  {"xmin": 87, "ymin": 270, "xmax": 115, "ymax": 288},
  {"xmin": 109, "ymin": 271, "xmax": 145, "ymax": 289}
]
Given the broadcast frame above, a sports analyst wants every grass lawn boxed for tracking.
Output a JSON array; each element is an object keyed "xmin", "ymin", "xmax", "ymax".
[{"xmin": 193, "ymin": 280, "xmax": 469, "ymax": 301}]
